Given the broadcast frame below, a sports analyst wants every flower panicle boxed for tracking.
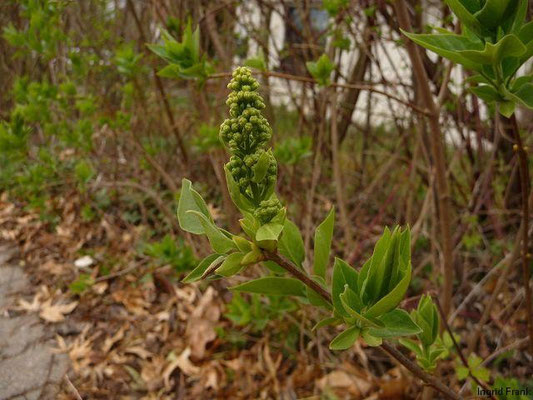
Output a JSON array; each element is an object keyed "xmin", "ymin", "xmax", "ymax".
[{"xmin": 220, "ymin": 67, "xmax": 281, "ymax": 222}]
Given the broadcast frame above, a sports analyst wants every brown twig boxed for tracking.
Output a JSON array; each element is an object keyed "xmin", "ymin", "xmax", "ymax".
[
  {"xmin": 265, "ymin": 252, "xmax": 331, "ymax": 302},
  {"xmin": 467, "ymin": 116, "xmax": 533, "ymax": 354},
  {"xmin": 467, "ymin": 214, "xmax": 524, "ymax": 352},
  {"xmin": 329, "ymin": 89, "xmax": 353, "ymax": 251},
  {"xmin": 394, "ymin": 0, "xmax": 455, "ymax": 317},
  {"xmin": 263, "ymin": 251, "xmax": 462, "ymax": 400},
  {"xmin": 508, "ymin": 113, "xmax": 533, "ymax": 354},
  {"xmin": 481, "ymin": 337, "xmax": 529, "ymax": 367},
  {"xmin": 64, "ymin": 374, "xmax": 83, "ymax": 400},
  {"xmin": 94, "ymin": 259, "xmax": 150, "ymax": 283},
  {"xmin": 433, "ymin": 296, "xmax": 497, "ymax": 400},
  {"xmin": 303, "ymin": 89, "xmax": 326, "ymax": 260},
  {"xmin": 209, "ymin": 70, "xmax": 431, "ymax": 116},
  {"xmin": 126, "ymin": 0, "xmax": 189, "ymax": 166}
]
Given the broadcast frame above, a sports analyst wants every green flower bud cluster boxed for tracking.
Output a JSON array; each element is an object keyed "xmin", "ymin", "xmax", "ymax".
[
  {"xmin": 226, "ymin": 149, "xmax": 277, "ymax": 190},
  {"xmin": 254, "ymin": 198, "xmax": 282, "ymax": 224},
  {"xmin": 220, "ymin": 68, "xmax": 271, "ymax": 154},
  {"xmin": 220, "ymin": 67, "xmax": 281, "ymax": 222}
]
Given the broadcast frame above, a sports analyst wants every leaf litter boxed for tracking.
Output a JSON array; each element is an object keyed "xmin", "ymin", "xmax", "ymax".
[{"xmin": 0, "ymin": 192, "xmax": 431, "ymax": 399}]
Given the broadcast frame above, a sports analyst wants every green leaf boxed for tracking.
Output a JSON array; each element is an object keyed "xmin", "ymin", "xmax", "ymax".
[
  {"xmin": 460, "ymin": 0, "xmax": 482, "ymax": 14},
  {"xmin": 465, "ymin": 74, "xmax": 491, "ymax": 85},
  {"xmin": 69, "ymin": 273, "xmax": 94, "ymax": 294},
  {"xmin": 474, "ymin": 0, "xmax": 513, "ymax": 29},
  {"xmin": 241, "ymin": 247, "xmax": 263, "ymax": 265},
  {"xmin": 215, "ymin": 252, "xmax": 246, "ymax": 277},
  {"xmin": 340, "ymin": 288, "xmax": 379, "ymax": 327},
  {"xmin": 510, "ymin": 75, "xmax": 533, "ymax": 91},
  {"xmin": 329, "ymin": 326, "xmax": 360, "ymax": 350},
  {"xmin": 472, "ymin": 365, "xmax": 490, "ymax": 382},
  {"xmin": 230, "ymin": 277, "xmax": 306, "ymax": 297},
  {"xmin": 263, "ymin": 260, "xmax": 286, "ymax": 274},
  {"xmin": 518, "ymin": 21, "xmax": 533, "ymax": 52},
  {"xmin": 358, "ymin": 227, "xmax": 391, "ymax": 297},
  {"xmin": 239, "ymin": 212, "xmax": 260, "ymax": 239},
  {"xmin": 147, "ymin": 43, "xmax": 168, "ymax": 61},
  {"xmin": 361, "ymin": 330, "xmax": 383, "ymax": 347},
  {"xmin": 511, "ymin": 0, "xmax": 528, "ymax": 33},
  {"xmin": 469, "ymin": 85, "xmax": 501, "ymax": 103},
  {"xmin": 507, "ymin": 83, "xmax": 533, "ymax": 109},
  {"xmin": 499, "ymin": 101, "xmax": 516, "ymax": 117},
  {"xmin": 313, "ymin": 207, "xmax": 335, "ymax": 279},
  {"xmin": 341, "ymin": 285, "xmax": 364, "ymax": 315},
  {"xmin": 244, "ymin": 48, "xmax": 267, "ymax": 71},
  {"xmin": 306, "ymin": 54, "xmax": 334, "ymax": 86},
  {"xmin": 157, "ymin": 64, "xmax": 181, "ymax": 79},
  {"xmin": 312, "ymin": 316, "xmax": 342, "ymax": 331},
  {"xmin": 177, "ymin": 179, "xmax": 213, "ymax": 235},
  {"xmin": 459, "ymin": 34, "xmax": 526, "ymax": 65},
  {"xmin": 256, "ymin": 222, "xmax": 284, "ymax": 242},
  {"xmin": 442, "ymin": 331, "xmax": 459, "ymax": 349},
  {"xmin": 467, "ymin": 353, "xmax": 482, "ymax": 369},
  {"xmin": 224, "ymin": 165, "xmax": 253, "ymax": 212},
  {"xmin": 398, "ymin": 227, "xmax": 411, "ymax": 274},
  {"xmin": 444, "ymin": 0, "xmax": 483, "ymax": 35},
  {"xmin": 187, "ymin": 211, "xmax": 236, "ymax": 253},
  {"xmin": 365, "ymin": 227, "xmax": 400, "ymax": 304},
  {"xmin": 369, "ymin": 309, "xmax": 422, "ymax": 338},
  {"xmin": 416, "ymin": 316, "xmax": 435, "ymax": 346},
  {"xmin": 332, "ymin": 258, "xmax": 359, "ymax": 318},
  {"xmin": 179, "ymin": 62, "xmax": 209, "ymax": 80},
  {"xmin": 182, "ymin": 254, "xmax": 225, "ymax": 283},
  {"xmin": 399, "ymin": 338, "xmax": 423, "ymax": 357},
  {"xmin": 252, "ymin": 151, "xmax": 271, "ymax": 183},
  {"xmin": 418, "ymin": 295, "xmax": 439, "ymax": 345},
  {"xmin": 189, "ymin": 23, "xmax": 200, "ymax": 61},
  {"xmin": 456, "ymin": 366, "xmax": 470, "ymax": 381},
  {"xmin": 364, "ymin": 261, "xmax": 411, "ymax": 319},
  {"xmin": 402, "ymin": 31, "xmax": 484, "ymax": 71},
  {"xmin": 429, "ymin": 347, "xmax": 447, "ymax": 361},
  {"xmin": 233, "ymin": 236, "xmax": 252, "ymax": 253},
  {"xmin": 278, "ymin": 219, "xmax": 305, "ymax": 268},
  {"xmin": 306, "ymin": 275, "xmax": 332, "ymax": 309}
]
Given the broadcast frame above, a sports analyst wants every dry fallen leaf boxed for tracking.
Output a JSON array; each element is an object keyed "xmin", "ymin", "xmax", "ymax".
[
  {"xmin": 186, "ymin": 287, "xmax": 220, "ymax": 359},
  {"xmin": 92, "ymin": 281, "xmax": 108, "ymax": 294},
  {"xmin": 141, "ymin": 355, "xmax": 166, "ymax": 392},
  {"xmin": 40, "ymin": 259, "xmax": 69, "ymax": 275},
  {"xmin": 163, "ymin": 347, "xmax": 200, "ymax": 389},
  {"xmin": 125, "ymin": 346, "xmax": 152, "ymax": 360},
  {"xmin": 39, "ymin": 299, "xmax": 78, "ymax": 322},
  {"xmin": 318, "ymin": 370, "xmax": 372, "ymax": 399},
  {"xmin": 102, "ymin": 325, "xmax": 126, "ymax": 354},
  {"xmin": 378, "ymin": 367, "xmax": 408, "ymax": 399},
  {"xmin": 17, "ymin": 296, "xmax": 42, "ymax": 312}
]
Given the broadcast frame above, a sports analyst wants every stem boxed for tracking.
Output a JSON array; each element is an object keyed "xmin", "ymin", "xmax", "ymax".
[
  {"xmin": 330, "ymin": 89, "xmax": 353, "ymax": 250},
  {"xmin": 509, "ymin": 113, "xmax": 533, "ymax": 354},
  {"xmin": 467, "ymin": 116, "xmax": 533, "ymax": 353},
  {"xmin": 263, "ymin": 251, "xmax": 463, "ymax": 400},
  {"xmin": 303, "ymin": 90, "xmax": 326, "ymax": 258},
  {"xmin": 394, "ymin": 0, "xmax": 455, "ymax": 317},
  {"xmin": 380, "ymin": 343, "xmax": 461, "ymax": 400},
  {"xmin": 209, "ymin": 70, "xmax": 431, "ymax": 116},
  {"xmin": 126, "ymin": 0, "xmax": 189, "ymax": 166},
  {"xmin": 265, "ymin": 252, "xmax": 331, "ymax": 303},
  {"xmin": 433, "ymin": 297, "xmax": 497, "ymax": 400}
]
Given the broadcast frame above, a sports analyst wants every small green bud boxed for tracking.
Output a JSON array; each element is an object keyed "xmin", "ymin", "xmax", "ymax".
[{"xmin": 254, "ymin": 198, "xmax": 282, "ymax": 224}]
